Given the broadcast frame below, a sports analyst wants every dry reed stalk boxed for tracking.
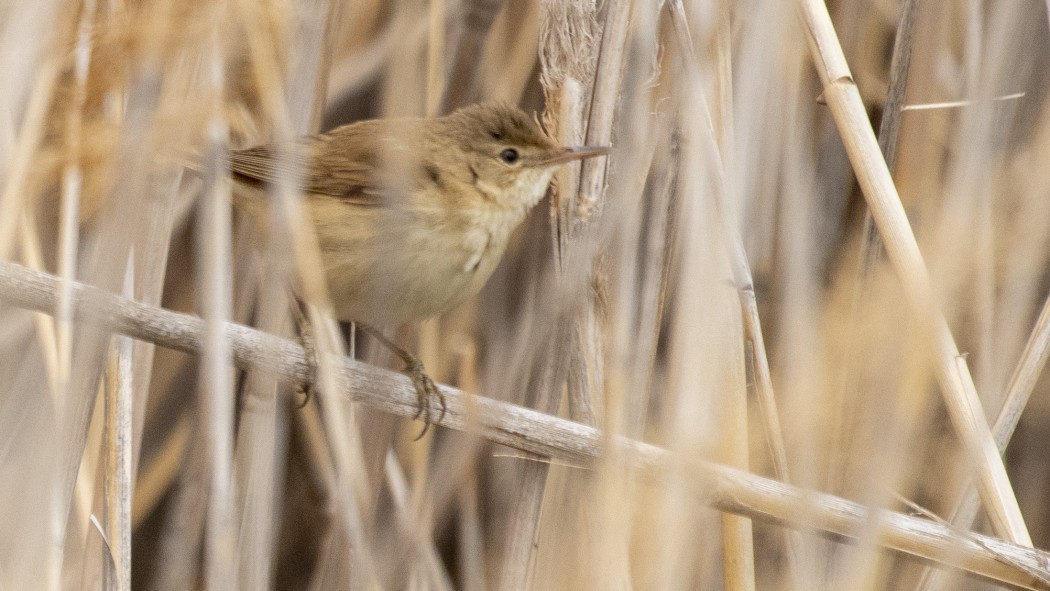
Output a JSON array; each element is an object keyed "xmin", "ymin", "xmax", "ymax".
[
  {"xmin": 539, "ymin": 0, "xmax": 598, "ymax": 250},
  {"xmin": 7, "ymin": 133, "xmax": 63, "ymax": 591},
  {"xmin": 486, "ymin": 2, "xmax": 604, "ymax": 589},
  {"xmin": 795, "ymin": 0, "xmax": 1031, "ymax": 546},
  {"xmin": 440, "ymin": 0, "xmax": 507, "ymax": 112},
  {"xmin": 152, "ymin": 423, "xmax": 209, "ymax": 589},
  {"xmin": 671, "ymin": 91, "xmax": 756, "ymax": 591},
  {"xmin": 199, "ymin": 26, "xmax": 237, "ymax": 590},
  {"xmin": 0, "ymin": 259, "xmax": 1048, "ymax": 588},
  {"xmin": 494, "ymin": 335, "xmax": 572, "ymax": 590},
  {"xmin": 74, "ymin": 383, "xmax": 108, "ymax": 589},
  {"xmin": 230, "ymin": 242, "xmax": 288, "ymax": 590},
  {"xmin": 853, "ymin": 0, "xmax": 917, "ymax": 279},
  {"xmin": 0, "ymin": 58, "xmax": 60, "ymax": 264},
  {"xmin": 383, "ymin": 450, "xmax": 455, "ymax": 589},
  {"xmin": 326, "ymin": 13, "xmax": 427, "ymax": 106},
  {"xmin": 666, "ymin": 3, "xmax": 807, "ymax": 588},
  {"xmin": 426, "ymin": 0, "xmax": 446, "ymax": 117},
  {"xmin": 675, "ymin": 6, "xmax": 759, "ymax": 590},
  {"xmin": 230, "ymin": 273, "xmax": 284, "ymax": 588},
  {"xmin": 543, "ymin": 0, "xmax": 601, "ymax": 427},
  {"xmin": 993, "ymin": 290, "xmax": 1050, "ymax": 451},
  {"xmin": 17, "ymin": 209, "xmax": 61, "ymax": 397},
  {"xmin": 456, "ymin": 475, "xmax": 486, "ymax": 590},
  {"xmin": 57, "ymin": 0, "xmax": 95, "ymax": 416},
  {"xmin": 103, "ymin": 329, "xmax": 133, "ymax": 591},
  {"xmin": 576, "ymin": 0, "xmax": 628, "ymax": 221},
  {"xmin": 476, "ymin": 2, "xmax": 543, "ymax": 104}
]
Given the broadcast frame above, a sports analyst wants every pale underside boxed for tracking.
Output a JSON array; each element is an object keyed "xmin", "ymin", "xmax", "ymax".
[{"xmin": 232, "ymin": 166, "xmax": 556, "ymax": 327}]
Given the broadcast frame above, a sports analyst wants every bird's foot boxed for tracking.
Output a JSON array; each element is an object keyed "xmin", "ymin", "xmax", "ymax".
[
  {"xmin": 290, "ymin": 296, "xmax": 319, "ymax": 408},
  {"xmin": 402, "ymin": 355, "xmax": 446, "ymax": 439},
  {"xmin": 360, "ymin": 324, "xmax": 446, "ymax": 438},
  {"xmin": 294, "ymin": 319, "xmax": 319, "ymax": 409}
]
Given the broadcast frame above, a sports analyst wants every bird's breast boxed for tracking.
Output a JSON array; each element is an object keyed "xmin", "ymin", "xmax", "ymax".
[{"xmin": 315, "ymin": 197, "xmax": 523, "ymax": 327}]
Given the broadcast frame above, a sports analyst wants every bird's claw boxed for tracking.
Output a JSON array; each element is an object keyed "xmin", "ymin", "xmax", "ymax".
[
  {"xmin": 296, "ymin": 314, "xmax": 319, "ymax": 409},
  {"xmin": 403, "ymin": 357, "xmax": 446, "ymax": 439},
  {"xmin": 294, "ymin": 383, "xmax": 313, "ymax": 408}
]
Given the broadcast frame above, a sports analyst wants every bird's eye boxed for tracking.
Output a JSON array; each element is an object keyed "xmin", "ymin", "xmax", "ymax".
[{"xmin": 499, "ymin": 148, "xmax": 520, "ymax": 164}]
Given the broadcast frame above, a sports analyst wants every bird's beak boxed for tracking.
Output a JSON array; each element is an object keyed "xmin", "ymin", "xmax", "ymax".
[{"xmin": 543, "ymin": 145, "xmax": 611, "ymax": 165}]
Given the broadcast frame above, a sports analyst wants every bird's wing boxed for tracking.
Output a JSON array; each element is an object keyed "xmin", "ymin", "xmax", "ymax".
[
  {"xmin": 227, "ymin": 144, "xmax": 308, "ymax": 186},
  {"xmin": 229, "ymin": 141, "xmax": 373, "ymax": 204},
  {"xmin": 229, "ymin": 123, "xmax": 424, "ymax": 205}
]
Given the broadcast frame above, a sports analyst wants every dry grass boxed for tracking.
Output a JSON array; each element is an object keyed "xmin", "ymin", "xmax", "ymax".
[{"xmin": 2, "ymin": 0, "xmax": 1050, "ymax": 589}]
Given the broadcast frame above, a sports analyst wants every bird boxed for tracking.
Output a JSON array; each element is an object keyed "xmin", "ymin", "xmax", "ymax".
[{"xmin": 225, "ymin": 102, "xmax": 610, "ymax": 429}]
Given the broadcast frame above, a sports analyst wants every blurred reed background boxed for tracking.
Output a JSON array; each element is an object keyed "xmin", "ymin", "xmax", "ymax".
[{"xmin": 1, "ymin": 0, "xmax": 1050, "ymax": 589}]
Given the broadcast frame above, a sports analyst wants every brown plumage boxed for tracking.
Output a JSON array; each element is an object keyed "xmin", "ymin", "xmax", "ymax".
[{"xmin": 229, "ymin": 102, "xmax": 609, "ymax": 327}]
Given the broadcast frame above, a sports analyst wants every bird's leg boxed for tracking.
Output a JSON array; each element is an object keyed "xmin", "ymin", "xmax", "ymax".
[
  {"xmin": 292, "ymin": 297, "xmax": 317, "ymax": 408},
  {"xmin": 358, "ymin": 324, "xmax": 446, "ymax": 436}
]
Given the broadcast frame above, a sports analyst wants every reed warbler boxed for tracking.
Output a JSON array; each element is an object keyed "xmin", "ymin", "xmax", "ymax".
[{"xmin": 226, "ymin": 102, "xmax": 610, "ymax": 426}]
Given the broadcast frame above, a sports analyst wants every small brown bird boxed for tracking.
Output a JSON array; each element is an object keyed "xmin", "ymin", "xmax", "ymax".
[{"xmin": 227, "ymin": 102, "xmax": 609, "ymax": 424}]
